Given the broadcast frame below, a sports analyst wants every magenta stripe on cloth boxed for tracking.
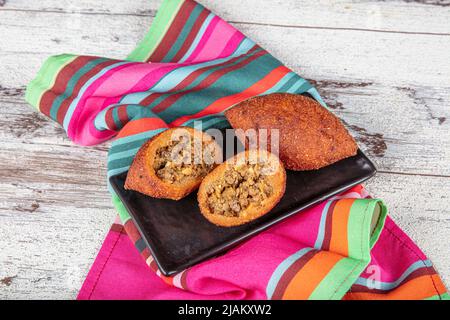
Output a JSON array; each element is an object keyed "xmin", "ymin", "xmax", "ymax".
[
  {"xmin": 184, "ymin": 15, "xmax": 221, "ymax": 62},
  {"xmin": 191, "ymin": 18, "xmax": 239, "ymax": 62},
  {"xmin": 219, "ymin": 31, "xmax": 246, "ymax": 58},
  {"xmin": 67, "ymin": 62, "xmax": 142, "ymax": 143}
]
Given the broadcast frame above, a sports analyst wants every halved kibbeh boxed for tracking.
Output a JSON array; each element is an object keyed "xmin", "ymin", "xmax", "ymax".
[
  {"xmin": 198, "ymin": 149, "xmax": 286, "ymax": 227},
  {"xmin": 125, "ymin": 127, "xmax": 221, "ymax": 200}
]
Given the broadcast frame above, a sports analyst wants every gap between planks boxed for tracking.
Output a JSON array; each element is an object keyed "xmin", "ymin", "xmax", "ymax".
[
  {"xmin": 229, "ymin": 21, "xmax": 450, "ymax": 37},
  {"xmin": 1, "ymin": 0, "xmax": 450, "ymax": 36},
  {"xmin": 1, "ymin": 7, "xmax": 450, "ymax": 37},
  {"xmin": 377, "ymin": 170, "xmax": 450, "ymax": 179}
]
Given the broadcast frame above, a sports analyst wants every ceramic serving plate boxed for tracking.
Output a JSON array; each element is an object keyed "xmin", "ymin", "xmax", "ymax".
[{"xmin": 110, "ymin": 130, "xmax": 376, "ymax": 276}]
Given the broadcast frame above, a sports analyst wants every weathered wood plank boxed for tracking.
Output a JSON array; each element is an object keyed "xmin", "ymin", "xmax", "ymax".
[
  {"xmin": 0, "ymin": 101, "xmax": 111, "ymax": 149},
  {"xmin": 0, "ymin": 142, "xmax": 115, "ymax": 299},
  {"xmin": 1, "ymin": 8, "xmax": 449, "ymax": 91},
  {"xmin": 0, "ymin": 202, "xmax": 116, "ymax": 300},
  {"xmin": 0, "ymin": 143, "xmax": 109, "ymax": 190},
  {"xmin": 1, "ymin": 169, "xmax": 449, "ymax": 299},
  {"xmin": 3, "ymin": 0, "xmax": 450, "ymax": 34},
  {"xmin": 310, "ymin": 80, "xmax": 450, "ymax": 176},
  {"xmin": 237, "ymin": 23, "xmax": 450, "ymax": 88},
  {"xmin": 1, "ymin": 0, "xmax": 449, "ymax": 299}
]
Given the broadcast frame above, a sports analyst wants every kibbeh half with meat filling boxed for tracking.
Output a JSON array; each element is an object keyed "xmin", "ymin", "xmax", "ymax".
[
  {"xmin": 125, "ymin": 127, "xmax": 222, "ymax": 200},
  {"xmin": 198, "ymin": 149, "xmax": 286, "ymax": 227}
]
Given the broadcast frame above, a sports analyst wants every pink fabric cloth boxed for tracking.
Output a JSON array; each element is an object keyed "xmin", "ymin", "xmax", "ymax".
[{"xmin": 78, "ymin": 186, "xmax": 448, "ymax": 300}]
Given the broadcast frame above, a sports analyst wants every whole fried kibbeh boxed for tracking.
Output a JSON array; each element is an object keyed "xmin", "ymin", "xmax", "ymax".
[
  {"xmin": 224, "ymin": 93, "xmax": 358, "ymax": 170},
  {"xmin": 198, "ymin": 149, "xmax": 286, "ymax": 227},
  {"xmin": 125, "ymin": 127, "xmax": 221, "ymax": 200}
]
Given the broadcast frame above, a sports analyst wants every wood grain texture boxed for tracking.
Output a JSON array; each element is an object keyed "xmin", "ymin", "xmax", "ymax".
[
  {"xmin": 4, "ymin": 0, "xmax": 450, "ymax": 34},
  {"xmin": 0, "ymin": 0, "xmax": 449, "ymax": 299},
  {"xmin": 1, "ymin": 2, "xmax": 450, "ymax": 88}
]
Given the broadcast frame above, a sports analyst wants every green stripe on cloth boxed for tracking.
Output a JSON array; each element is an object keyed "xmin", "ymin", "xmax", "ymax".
[
  {"xmin": 112, "ymin": 194, "xmax": 132, "ymax": 224},
  {"xmin": 425, "ymin": 292, "xmax": 450, "ymax": 300},
  {"xmin": 25, "ymin": 54, "xmax": 77, "ymax": 109},
  {"xmin": 309, "ymin": 257, "xmax": 362, "ymax": 300},
  {"xmin": 348, "ymin": 199, "xmax": 387, "ymax": 259},
  {"xmin": 347, "ymin": 200, "xmax": 370, "ymax": 260},
  {"xmin": 368, "ymin": 201, "xmax": 387, "ymax": 248},
  {"xmin": 127, "ymin": 0, "xmax": 184, "ymax": 62},
  {"xmin": 310, "ymin": 199, "xmax": 387, "ymax": 300}
]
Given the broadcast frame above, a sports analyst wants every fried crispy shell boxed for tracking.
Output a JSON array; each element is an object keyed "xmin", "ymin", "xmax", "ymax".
[
  {"xmin": 125, "ymin": 127, "xmax": 221, "ymax": 200},
  {"xmin": 198, "ymin": 149, "xmax": 286, "ymax": 227},
  {"xmin": 225, "ymin": 93, "xmax": 358, "ymax": 170}
]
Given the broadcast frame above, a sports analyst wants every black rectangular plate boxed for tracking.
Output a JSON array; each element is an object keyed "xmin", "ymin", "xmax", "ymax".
[{"xmin": 110, "ymin": 145, "xmax": 376, "ymax": 276}]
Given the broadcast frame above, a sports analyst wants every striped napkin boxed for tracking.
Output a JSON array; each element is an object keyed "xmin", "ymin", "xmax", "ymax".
[{"xmin": 26, "ymin": 0, "xmax": 448, "ymax": 300}]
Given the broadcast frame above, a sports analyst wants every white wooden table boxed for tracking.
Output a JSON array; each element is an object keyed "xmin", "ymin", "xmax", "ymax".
[{"xmin": 0, "ymin": 0, "xmax": 449, "ymax": 299}]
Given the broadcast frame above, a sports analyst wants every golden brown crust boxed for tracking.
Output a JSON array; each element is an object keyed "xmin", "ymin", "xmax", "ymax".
[
  {"xmin": 124, "ymin": 127, "xmax": 221, "ymax": 200},
  {"xmin": 225, "ymin": 93, "xmax": 358, "ymax": 171},
  {"xmin": 198, "ymin": 150, "xmax": 286, "ymax": 227}
]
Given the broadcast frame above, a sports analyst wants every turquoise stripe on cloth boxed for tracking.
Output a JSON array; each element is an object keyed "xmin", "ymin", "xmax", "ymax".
[
  {"xmin": 119, "ymin": 38, "xmax": 256, "ymax": 105},
  {"xmin": 314, "ymin": 201, "xmax": 332, "ymax": 249},
  {"xmin": 179, "ymin": 12, "xmax": 215, "ymax": 63},
  {"xmin": 62, "ymin": 61, "xmax": 129, "ymax": 131},
  {"xmin": 49, "ymin": 58, "xmax": 108, "ymax": 120},
  {"xmin": 265, "ymin": 247, "xmax": 314, "ymax": 299},
  {"xmin": 354, "ymin": 260, "xmax": 433, "ymax": 291},
  {"xmin": 162, "ymin": 4, "xmax": 204, "ymax": 62}
]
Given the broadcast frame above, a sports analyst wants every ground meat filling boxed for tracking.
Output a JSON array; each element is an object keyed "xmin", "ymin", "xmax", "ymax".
[
  {"xmin": 206, "ymin": 163, "xmax": 274, "ymax": 217},
  {"xmin": 153, "ymin": 135, "xmax": 215, "ymax": 184}
]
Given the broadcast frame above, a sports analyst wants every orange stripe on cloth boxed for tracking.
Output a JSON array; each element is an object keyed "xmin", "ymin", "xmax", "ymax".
[
  {"xmin": 169, "ymin": 65, "xmax": 291, "ymax": 126},
  {"xmin": 282, "ymin": 251, "xmax": 343, "ymax": 300},
  {"xmin": 116, "ymin": 117, "xmax": 168, "ymax": 138},
  {"xmin": 329, "ymin": 198, "xmax": 355, "ymax": 257},
  {"xmin": 344, "ymin": 274, "xmax": 447, "ymax": 300},
  {"xmin": 432, "ymin": 274, "xmax": 449, "ymax": 295},
  {"xmin": 159, "ymin": 273, "xmax": 175, "ymax": 286}
]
